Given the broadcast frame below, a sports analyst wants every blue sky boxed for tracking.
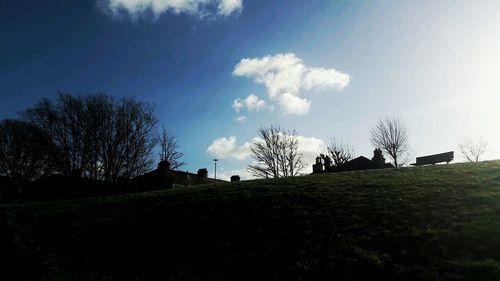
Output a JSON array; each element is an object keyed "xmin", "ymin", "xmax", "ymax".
[{"xmin": 1, "ymin": 0, "xmax": 500, "ymax": 180}]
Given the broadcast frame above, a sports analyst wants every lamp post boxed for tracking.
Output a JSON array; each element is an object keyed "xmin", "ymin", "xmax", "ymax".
[{"xmin": 213, "ymin": 159, "xmax": 218, "ymax": 184}]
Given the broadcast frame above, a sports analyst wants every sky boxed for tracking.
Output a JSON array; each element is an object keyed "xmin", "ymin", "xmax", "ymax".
[{"xmin": 1, "ymin": 0, "xmax": 500, "ymax": 180}]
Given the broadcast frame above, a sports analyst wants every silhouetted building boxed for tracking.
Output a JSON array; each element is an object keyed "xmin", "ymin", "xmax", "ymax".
[
  {"xmin": 339, "ymin": 156, "xmax": 381, "ymax": 171},
  {"xmin": 197, "ymin": 168, "xmax": 208, "ymax": 178},
  {"xmin": 230, "ymin": 175, "xmax": 240, "ymax": 182},
  {"xmin": 312, "ymin": 149, "xmax": 394, "ymax": 174},
  {"xmin": 157, "ymin": 160, "xmax": 171, "ymax": 182},
  {"xmin": 312, "ymin": 156, "xmax": 324, "ymax": 173}
]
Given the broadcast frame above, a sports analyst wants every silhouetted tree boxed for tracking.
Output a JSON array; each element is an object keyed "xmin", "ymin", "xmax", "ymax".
[
  {"xmin": 115, "ymin": 97, "xmax": 158, "ymax": 180},
  {"xmin": 326, "ymin": 139, "xmax": 354, "ymax": 166},
  {"xmin": 22, "ymin": 93, "xmax": 158, "ymax": 181},
  {"xmin": 370, "ymin": 117, "xmax": 410, "ymax": 167},
  {"xmin": 82, "ymin": 94, "xmax": 114, "ymax": 180},
  {"xmin": 22, "ymin": 94, "xmax": 86, "ymax": 177},
  {"xmin": 158, "ymin": 126, "xmax": 185, "ymax": 170},
  {"xmin": 459, "ymin": 137, "xmax": 487, "ymax": 162},
  {"xmin": 0, "ymin": 119, "xmax": 50, "ymax": 187},
  {"xmin": 248, "ymin": 125, "xmax": 304, "ymax": 178}
]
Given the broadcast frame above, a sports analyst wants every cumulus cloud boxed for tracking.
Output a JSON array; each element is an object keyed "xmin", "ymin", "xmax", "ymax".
[
  {"xmin": 232, "ymin": 94, "xmax": 267, "ymax": 113},
  {"xmin": 99, "ymin": 0, "xmax": 243, "ymax": 20},
  {"xmin": 233, "ymin": 53, "xmax": 350, "ymax": 115},
  {"xmin": 206, "ymin": 136, "xmax": 251, "ymax": 161}
]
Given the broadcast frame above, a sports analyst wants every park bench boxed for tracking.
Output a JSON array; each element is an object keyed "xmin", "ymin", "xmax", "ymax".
[{"xmin": 411, "ymin": 151, "xmax": 454, "ymax": 166}]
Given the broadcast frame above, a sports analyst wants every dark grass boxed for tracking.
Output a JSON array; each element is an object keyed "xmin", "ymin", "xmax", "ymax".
[{"xmin": 2, "ymin": 161, "xmax": 500, "ymax": 280}]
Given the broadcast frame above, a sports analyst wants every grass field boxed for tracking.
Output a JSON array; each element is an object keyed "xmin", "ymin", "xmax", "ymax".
[{"xmin": 2, "ymin": 161, "xmax": 500, "ymax": 280}]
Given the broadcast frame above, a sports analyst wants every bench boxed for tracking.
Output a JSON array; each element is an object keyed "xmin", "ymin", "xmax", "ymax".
[{"xmin": 411, "ymin": 151, "xmax": 454, "ymax": 166}]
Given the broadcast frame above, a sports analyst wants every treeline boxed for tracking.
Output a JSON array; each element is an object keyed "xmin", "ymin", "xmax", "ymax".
[
  {"xmin": 0, "ymin": 92, "xmax": 182, "ymax": 190},
  {"xmin": 246, "ymin": 118, "xmax": 411, "ymax": 179}
]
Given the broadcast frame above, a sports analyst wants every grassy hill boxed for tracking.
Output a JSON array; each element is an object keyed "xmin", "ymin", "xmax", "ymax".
[{"xmin": 2, "ymin": 161, "xmax": 500, "ymax": 280}]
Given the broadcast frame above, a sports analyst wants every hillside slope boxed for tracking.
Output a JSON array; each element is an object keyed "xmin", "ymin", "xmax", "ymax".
[{"xmin": 2, "ymin": 161, "xmax": 500, "ymax": 280}]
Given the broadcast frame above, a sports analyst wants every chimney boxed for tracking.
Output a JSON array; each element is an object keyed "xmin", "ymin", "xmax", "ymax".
[
  {"xmin": 197, "ymin": 168, "xmax": 208, "ymax": 178},
  {"xmin": 312, "ymin": 156, "xmax": 324, "ymax": 173},
  {"xmin": 323, "ymin": 155, "xmax": 332, "ymax": 170},
  {"xmin": 372, "ymin": 148, "xmax": 386, "ymax": 167},
  {"xmin": 157, "ymin": 160, "xmax": 171, "ymax": 182}
]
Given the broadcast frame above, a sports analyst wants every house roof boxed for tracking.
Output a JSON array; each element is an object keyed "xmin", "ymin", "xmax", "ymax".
[{"xmin": 340, "ymin": 156, "xmax": 381, "ymax": 171}]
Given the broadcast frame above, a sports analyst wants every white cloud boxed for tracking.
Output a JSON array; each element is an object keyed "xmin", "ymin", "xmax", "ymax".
[
  {"xmin": 218, "ymin": 0, "xmax": 243, "ymax": 16},
  {"xmin": 232, "ymin": 94, "xmax": 267, "ymax": 112},
  {"xmin": 206, "ymin": 136, "xmax": 251, "ymax": 161},
  {"xmin": 235, "ymin": 115, "xmax": 247, "ymax": 122},
  {"xmin": 99, "ymin": 0, "xmax": 243, "ymax": 20},
  {"xmin": 233, "ymin": 53, "xmax": 350, "ymax": 115},
  {"xmin": 303, "ymin": 67, "xmax": 350, "ymax": 91},
  {"xmin": 278, "ymin": 93, "xmax": 311, "ymax": 115},
  {"xmin": 244, "ymin": 94, "xmax": 266, "ymax": 111},
  {"xmin": 232, "ymin": 99, "xmax": 244, "ymax": 112}
]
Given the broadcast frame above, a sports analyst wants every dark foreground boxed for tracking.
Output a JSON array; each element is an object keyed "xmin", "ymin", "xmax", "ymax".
[{"xmin": 2, "ymin": 161, "xmax": 500, "ymax": 280}]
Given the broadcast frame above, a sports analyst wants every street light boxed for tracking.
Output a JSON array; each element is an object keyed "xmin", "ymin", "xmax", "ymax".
[{"xmin": 213, "ymin": 159, "xmax": 218, "ymax": 184}]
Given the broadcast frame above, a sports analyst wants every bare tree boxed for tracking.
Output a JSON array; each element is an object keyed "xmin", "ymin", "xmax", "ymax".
[
  {"xmin": 326, "ymin": 139, "xmax": 354, "ymax": 166},
  {"xmin": 0, "ymin": 119, "xmax": 50, "ymax": 187},
  {"xmin": 22, "ymin": 93, "xmax": 158, "ymax": 182},
  {"xmin": 81, "ymin": 94, "xmax": 114, "ymax": 180},
  {"xmin": 158, "ymin": 126, "xmax": 185, "ymax": 170},
  {"xmin": 21, "ymin": 93, "xmax": 87, "ymax": 177},
  {"xmin": 248, "ymin": 125, "xmax": 305, "ymax": 178},
  {"xmin": 117, "ymin": 97, "xmax": 158, "ymax": 179},
  {"xmin": 459, "ymin": 137, "xmax": 487, "ymax": 162},
  {"xmin": 370, "ymin": 117, "xmax": 410, "ymax": 167}
]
